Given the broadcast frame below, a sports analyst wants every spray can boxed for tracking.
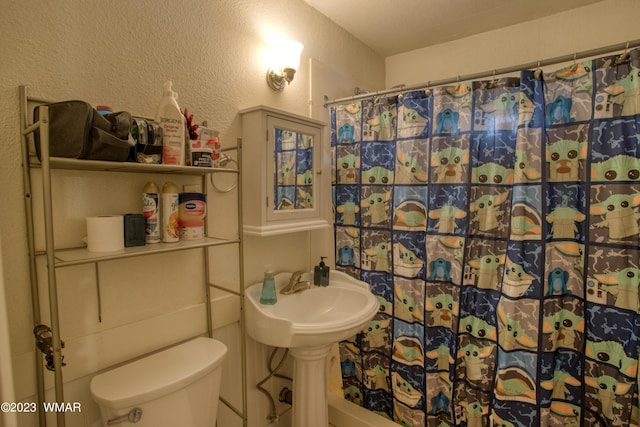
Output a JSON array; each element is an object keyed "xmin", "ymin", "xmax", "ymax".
[
  {"xmin": 143, "ymin": 181, "xmax": 160, "ymax": 243},
  {"xmin": 162, "ymin": 181, "xmax": 180, "ymax": 242}
]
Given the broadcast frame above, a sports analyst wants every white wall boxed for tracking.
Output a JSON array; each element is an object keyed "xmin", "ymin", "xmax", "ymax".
[
  {"xmin": 386, "ymin": 0, "xmax": 640, "ymax": 88},
  {"xmin": 0, "ymin": 1, "xmax": 384, "ymax": 426}
]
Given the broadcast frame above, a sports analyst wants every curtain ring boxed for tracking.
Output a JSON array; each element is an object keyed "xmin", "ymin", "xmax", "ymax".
[
  {"xmin": 424, "ymin": 81, "xmax": 431, "ymax": 97},
  {"xmin": 617, "ymin": 41, "xmax": 631, "ymax": 64},
  {"xmin": 534, "ymin": 60, "xmax": 543, "ymax": 79}
]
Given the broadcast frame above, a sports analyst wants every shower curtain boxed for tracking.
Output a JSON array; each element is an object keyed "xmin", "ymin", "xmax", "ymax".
[{"xmin": 331, "ymin": 48, "xmax": 640, "ymax": 427}]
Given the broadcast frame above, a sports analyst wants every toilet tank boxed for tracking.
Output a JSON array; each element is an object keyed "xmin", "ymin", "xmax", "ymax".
[{"xmin": 90, "ymin": 337, "xmax": 227, "ymax": 427}]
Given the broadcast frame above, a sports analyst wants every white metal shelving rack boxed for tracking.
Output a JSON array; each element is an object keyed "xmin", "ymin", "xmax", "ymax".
[{"xmin": 18, "ymin": 86, "xmax": 247, "ymax": 427}]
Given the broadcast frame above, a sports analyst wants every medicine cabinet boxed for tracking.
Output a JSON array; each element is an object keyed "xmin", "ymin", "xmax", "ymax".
[{"xmin": 240, "ymin": 105, "xmax": 328, "ymax": 236}]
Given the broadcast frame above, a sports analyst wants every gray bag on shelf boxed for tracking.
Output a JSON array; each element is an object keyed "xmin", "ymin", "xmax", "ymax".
[{"xmin": 34, "ymin": 100, "xmax": 135, "ymax": 162}]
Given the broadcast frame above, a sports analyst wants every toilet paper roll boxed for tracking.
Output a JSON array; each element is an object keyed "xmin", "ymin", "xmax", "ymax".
[{"xmin": 85, "ymin": 215, "xmax": 125, "ymax": 252}]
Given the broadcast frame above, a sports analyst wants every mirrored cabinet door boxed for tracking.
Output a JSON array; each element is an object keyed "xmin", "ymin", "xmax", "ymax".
[{"xmin": 241, "ymin": 106, "xmax": 328, "ymax": 236}]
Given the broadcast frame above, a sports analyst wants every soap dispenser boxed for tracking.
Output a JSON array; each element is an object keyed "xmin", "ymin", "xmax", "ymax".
[
  {"xmin": 314, "ymin": 257, "xmax": 330, "ymax": 286},
  {"xmin": 259, "ymin": 268, "xmax": 277, "ymax": 305}
]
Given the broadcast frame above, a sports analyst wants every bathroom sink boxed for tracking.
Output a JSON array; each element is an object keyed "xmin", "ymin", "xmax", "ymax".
[
  {"xmin": 245, "ymin": 270, "xmax": 378, "ymax": 348},
  {"xmin": 245, "ymin": 270, "xmax": 377, "ymax": 427}
]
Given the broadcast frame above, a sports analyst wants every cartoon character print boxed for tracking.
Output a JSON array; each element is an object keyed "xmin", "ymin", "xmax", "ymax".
[
  {"xmin": 514, "ymin": 148, "xmax": 542, "ymax": 183},
  {"xmin": 361, "ymin": 317, "xmax": 392, "ymax": 349},
  {"xmin": 459, "ymin": 401, "xmax": 489, "ymax": 427},
  {"xmin": 433, "ymin": 83, "xmax": 472, "ymax": 135},
  {"xmin": 541, "ymin": 299, "xmax": 584, "ymax": 352},
  {"xmin": 276, "ymin": 152, "xmax": 295, "ymax": 185},
  {"xmin": 295, "ymin": 187, "xmax": 312, "ymax": 209},
  {"xmin": 585, "ymin": 374, "xmax": 634, "ymax": 421},
  {"xmin": 396, "ymin": 147, "xmax": 428, "ymax": 184},
  {"xmin": 343, "ymin": 384, "xmax": 363, "ymax": 405},
  {"xmin": 502, "ymin": 256, "xmax": 535, "ymax": 298},
  {"xmin": 590, "ymin": 189, "xmax": 640, "ymax": 241},
  {"xmin": 392, "ymin": 336, "xmax": 424, "ymax": 366},
  {"xmin": 457, "ymin": 343, "xmax": 493, "ymax": 382},
  {"xmin": 546, "ymin": 139, "xmax": 588, "ymax": 182},
  {"xmin": 469, "ymin": 190, "xmax": 510, "ymax": 234},
  {"xmin": 363, "ymin": 353, "xmax": 390, "ymax": 392},
  {"xmin": 363, "ymin": 241, "xmax": 391, "ymax": 272},
  {"xmin": 497, "ymin": 299, "xmax": 538, "ymax": 351},
  {"xmin": 425, "ymin": 344, "xmax": 455, "ymax": 372},
  {"xmin": 466, "ymin": 253, "xmax": 506, "ymax": 291},
  {"xmin": 428, "ymin": 258, "xmax": 452, "ymax": 281},
  {"xmin": 495, "ymin": 366, "xmax": 537, "ymax": 403},
  {"xmin": 335, "ymin": 226, "xmax": 359, "ymax": 267},
  {"xmin": 338, "ymin": 122, "xmax": 356, "ymax": 144},
  {"xmin": 394, "ymin": 199, "xmax": 427, "ymax": 231},
  {"xmin": 518, "ymin": 91, "xmax": 536, "ymax": 127},
  {"xmin": 393, "ymin": 401, "xmax": 425, "ymax": 427},
  {"xmin": 393, "ymin": 278, "xmax": 424, "ymax": 323},
  {"xmin": 336, "ymin": 150, "xmax": 360, "ymax": 184},
  {"xmin": 336, "ymin": 200, "xmax": 359, "ymax": 226},
  {"xmin": 392, "ymin": 371, "xmax": 423, "ymax": 408},
  {"xmin": 431, "ymin": 145, "xmax": 470, "ymax": 183},
  {"xmin": 553, "ymin": 241, "xmax": 585, "ymax": 276},
  {"xmin": 335, "ymin": 102, "xmax": 361, "ymax": 144},
  {"xmin": 472, "ymin": 162, "xmax": 514, "ymax": 185},
  {"xmin": 540, "ymin": 364, "xmax": 581, "ymax": 401},
  {"xmin": 296, "ymin": 169, "xmax": 312, "ymax": 186},
  {"xmin": 546, "ymin": 206, "xmax": 586, "ymax": 239},
  {"xmin": 477, "ymin": 89, "xmax": 519, "ymax": 132},
  {"xmin": 428, "ymin": 186, "xmax": 467, "ymax": 234},
  {"xmin": 592, "ymin": 154, "xmax": 640, "ymax": 182},
  {"xmin": 459, "ymin": 315, "xmax": 497, "ymax": 342},
  {"xmin": 393, "ymin": 242, "xmax": 424, "ymax": 279},
  {"xmin": 425, "ymin": 293, "xmax": 458, "ymax": 329},
  {"xmin": 397, "ymin": 104, "xmax": 428, "ymax": 138},
  {"xmin": 602, "ymin": 65, "xmax": 640, "ymax": 116},
  {"xmin": 514, "ymin": 126, "xmax": 543, "ymax": 183},
  {"xmin": 361, "ymin": 188, "xmax": 392, "ymax": 226},
  {"xmin": 544, "ymin": 62, "xmax": 593, "ymax": 125},
  {"xmin": 364, "ymin": 105, "xmax": 396, "ymax": 141},
  {"xmin": 539, "ymin": 402, "xmax": 582, "ymax": 427},
  {"xmin": 362, "ymin": 165, "xmax": 394, "ymax": 185},
  {"xmin": 546, "ymin": 95, "xmax": 574, "ymax": 126},
  {"xmin": 593, "ymin": 266, "xmax": 640, "ymax": 312},
  {"xmin": 428, "ymin": 200, "xmax": 468, "ymax": 234},
  {"xmin": 586, "ymin": 340, "xmax": 638, "ymax": 378}
]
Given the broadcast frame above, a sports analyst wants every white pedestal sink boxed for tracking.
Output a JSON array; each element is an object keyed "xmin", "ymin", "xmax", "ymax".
[{"xmin": 245, "ymin": 270, "xmax": 378, "ymax": 427}]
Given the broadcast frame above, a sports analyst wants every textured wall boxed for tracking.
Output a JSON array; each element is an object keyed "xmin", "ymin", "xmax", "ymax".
[
  {"xmin": 0, "ymin": 1, "xmax": 383, "ymax": 426},
  {"xmin": 385, "ymin": 0, "xmax": 640, "ymax": 88}
]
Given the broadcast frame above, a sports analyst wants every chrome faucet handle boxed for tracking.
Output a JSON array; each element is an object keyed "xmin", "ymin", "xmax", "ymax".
[
  {"xmin": 288, "ymin": 270, "xmax": 306, "ymax": 286},
  {"xmin": 281, "ymin": 271, "xmax": 310, "ymax": 295}
]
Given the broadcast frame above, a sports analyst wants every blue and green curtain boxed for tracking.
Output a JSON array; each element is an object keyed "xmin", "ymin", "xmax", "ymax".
[{"xmin": 331, "ymin": 48, "xmax": 640, "ymax": 426}]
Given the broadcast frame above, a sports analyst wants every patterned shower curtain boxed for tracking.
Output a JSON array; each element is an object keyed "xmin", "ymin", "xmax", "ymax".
[{"xmin": 331, "ymin": 48, "xmax": 640, "ymax": 426}]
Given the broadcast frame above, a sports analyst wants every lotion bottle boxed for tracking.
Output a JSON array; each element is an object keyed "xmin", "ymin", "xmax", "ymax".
[
  {"xmin": 156, "ymin": 80, "xmax": 186, "ymax": 165},
  {"xmin": 161, "ymin": 181, "xmax": 180, "ymax": 242},
  {"xmin": 142, "ymin": 181, "xmax": 160, "ymax": 243}
]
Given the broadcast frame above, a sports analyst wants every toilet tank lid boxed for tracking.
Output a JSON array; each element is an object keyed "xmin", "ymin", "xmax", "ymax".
[{"xmin": 90, "ymin": 337, "xmax": 227, "ymax": 409}]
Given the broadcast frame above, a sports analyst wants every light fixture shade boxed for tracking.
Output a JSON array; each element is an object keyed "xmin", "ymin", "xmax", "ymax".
[
  {"xmin": 277, "ymin": 40, "xmax": 304, "ymax": 71},
  {"xmin": 266, "ymin": 39, "xmax": 304, "ymax": 91}
]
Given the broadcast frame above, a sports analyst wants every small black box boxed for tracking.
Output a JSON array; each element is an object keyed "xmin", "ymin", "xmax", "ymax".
[{"xmin": 124, "ymin": 214, "xmax": 146, "ymax": 247}]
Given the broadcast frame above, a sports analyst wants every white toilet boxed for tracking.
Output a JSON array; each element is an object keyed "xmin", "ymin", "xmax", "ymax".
[{"xmin": 90, "ymin": 337, "xmax": 227, "ymax": 427}]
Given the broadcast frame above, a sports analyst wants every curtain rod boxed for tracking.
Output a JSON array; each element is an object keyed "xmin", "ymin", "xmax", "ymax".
[{"xmin": 323, "ymin": 38, "xmax": 640, "ymax": 107}]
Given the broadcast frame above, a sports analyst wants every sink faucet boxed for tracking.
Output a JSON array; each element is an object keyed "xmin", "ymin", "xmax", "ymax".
[{"xmin": 280, "ymin": 270, "xmax": 311, "ymax": 295}]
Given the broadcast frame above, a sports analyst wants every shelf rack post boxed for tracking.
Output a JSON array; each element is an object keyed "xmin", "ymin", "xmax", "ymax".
[
  {"xmin": 37, "ymin": 104, "xmax": 67, "ymax": 427},
  {"xmin": 19, "ymin": 85, "xmax": 48, "ymax": 427}
]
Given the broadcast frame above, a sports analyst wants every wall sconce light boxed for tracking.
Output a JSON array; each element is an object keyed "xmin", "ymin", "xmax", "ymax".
[{"xmin": 266, "ymin": 39, "xmax": 304, "ymax": 91}]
